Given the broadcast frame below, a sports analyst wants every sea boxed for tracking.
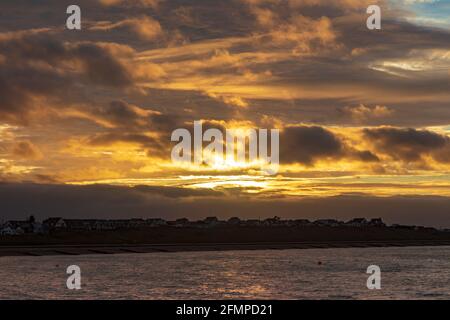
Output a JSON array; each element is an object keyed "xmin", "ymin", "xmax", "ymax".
[{"xmin": 1, "ymin": 246, "xmax": 449, "ymax": 299}]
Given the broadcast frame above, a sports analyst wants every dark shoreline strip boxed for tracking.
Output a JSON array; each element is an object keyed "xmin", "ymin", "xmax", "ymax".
[{"xmin": 1, "ymin": 240, "xmax": 450, "ymax": 257}]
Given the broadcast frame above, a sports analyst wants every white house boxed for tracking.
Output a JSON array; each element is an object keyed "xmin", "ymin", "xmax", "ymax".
[{"xmin": 0, "ymin": 226, "xmax": 17, "ymax": 235}]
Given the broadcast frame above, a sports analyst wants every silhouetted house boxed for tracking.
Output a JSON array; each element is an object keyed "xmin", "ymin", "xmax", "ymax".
[
  {"xmin": 1, "ymin": 218, "xmax": 48, "ymax": 234},
  {"xmin": 7, "ymin": 220, "xmax": 33, "ymax": 233},
  {"xmin": 227, "ymin": 217, "xmax": 241, "ymax": 225},
  {"xmin": 0, "ymin": 226, "xmax": 17, "ymax": 235},
  {"xmin": 64, "ymin": 219, "xmax": 143, "ymax": 231},
  {"xmin": 4, "ymin": 216, "xmax": 47, "ymax": 234},
  {"xmin": 64, "ymin": 219, "xmax": 93, "ymax": 231},
  {"xmin": 346, "ymin": 218, "xmax": 369, "ymax": 227},
  {"xmin": 0, "ymin": 220, "xmax": 21, "ymax": 235},
  {"xmin": 294, "ymin": 219, "xmax": 311, "ymax": 226},
  {"xmin": 32, "ymin": 222, "xmax": 48, "ymax": 234},
  {"xmin": 368, "ymin": 218, "xmax": 385, "ymax": 227},
  {"xmin": 414, "ymin": 226, "xmax": 432, "ymax": 231},
  {"xmin": 244, "ymin": 219, "xmax": 261, "ymax": 226},
  {"xmin": 280, "ymin": 219, "xmax": 295, "ymax": 227},
  {"xmin": 421, "ymin": 226, "xmax": 435, "ymax": 232},
  {"xmin": 314, "ymin": 219, "xmax": 342, "ymax": 227},
  {"xmin": 43, "ymin": 217, "xmax": 67, "ymax": 230},
  {"xmin": 263, "ymin": 216, "xmax": 281, "ymax": 226},
  {"xmin": 128, "ymin": 218, "xmax": 145, "ymax": 228},
  {"xmin": 175, "ymin": 218, "xmax": 190, "ymax": 227},
  {"xmin": 94, "ymin": 220, "xmax": 116, "ymax": 230},
  {"xmin": 204, "ymin": 217, "xmax": 219, "ymax": 227},
  {"xmin": 391, "ymin": 224, "xmax": 415, "ymax": 230},
  {"xmin": 108, "ymin": 219, "xmax": 127, "ymax": 229},
  {"xmin": 146, "ymin": 218, "xmax": 167, "ymax": 227}
]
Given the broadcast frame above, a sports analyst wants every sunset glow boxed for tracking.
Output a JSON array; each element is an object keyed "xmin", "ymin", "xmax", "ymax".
[{"xmin": 1, "ymin": 0, "xmax": 450, "ymax": 226}]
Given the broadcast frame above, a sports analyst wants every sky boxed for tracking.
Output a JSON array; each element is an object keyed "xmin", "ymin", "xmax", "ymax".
[
  {"xmin": 0, "ymin": 0, "xmax": 449, "ymax": 226},
  {"xmin": 401, "ymin": 0, "xmax": 450, "ymax": 29}
]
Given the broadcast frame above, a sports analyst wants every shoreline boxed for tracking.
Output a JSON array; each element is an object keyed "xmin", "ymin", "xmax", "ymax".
[{"xmin": 1, "ymin": 240, "xmax": 450, "ymax": 257}]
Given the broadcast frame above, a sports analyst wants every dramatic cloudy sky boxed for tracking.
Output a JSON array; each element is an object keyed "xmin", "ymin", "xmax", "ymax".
[{"xmin": 0, "ymin": 0, "xmax": 449, "ymax": 226}]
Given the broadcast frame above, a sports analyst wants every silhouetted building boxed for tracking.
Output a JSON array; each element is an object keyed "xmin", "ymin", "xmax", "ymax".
[
  {"xmin": 314, "ymin": 219, "xmax": 343, "ymax": 227},
  {"xmin": 204, "ymin": 217, "xmax": 219, "ymax": 226},
  {"xmin": 228, "ymin": 217, "xmax": 241, "ymax": 225},
  {"xmin": 346, "ymin": 218, "xmax": 369, "ymax": 227},
  {"xmin": 43, "ymin": 217, "xmax": 67, "ymax": 230}
]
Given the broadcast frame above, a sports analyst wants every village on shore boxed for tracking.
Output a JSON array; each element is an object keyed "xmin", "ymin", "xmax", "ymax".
[{"xmin": 0, "ymin": 215, "xmax": 446, "ymax": 236}]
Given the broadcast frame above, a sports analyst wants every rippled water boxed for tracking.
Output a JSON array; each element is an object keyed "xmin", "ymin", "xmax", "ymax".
[{"xmin": 1, "ymin": 246, "xmax": 449, "ymax": 299}]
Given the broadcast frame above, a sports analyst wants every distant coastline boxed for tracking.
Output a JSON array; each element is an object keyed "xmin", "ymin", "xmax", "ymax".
[{"xmin": 1, "ymin": 216, "xmax": 450, "ymax": 257}]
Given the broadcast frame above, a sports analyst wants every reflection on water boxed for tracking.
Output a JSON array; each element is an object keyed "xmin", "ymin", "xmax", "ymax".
[{"xmin": 1, "ymin": 246, "xmax": 449, "ymax": 299}]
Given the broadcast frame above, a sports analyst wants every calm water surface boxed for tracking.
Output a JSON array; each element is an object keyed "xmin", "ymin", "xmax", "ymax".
[{"xmin": 1, "ymin": 246, "xmax": 449, "ymax": 299}]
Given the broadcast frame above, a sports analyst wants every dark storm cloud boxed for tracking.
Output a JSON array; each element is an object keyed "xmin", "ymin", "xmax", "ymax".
[
  {"xmin": 352, "ymin": 150, "xmax": 380, "ymax": 162},
  {"xmin": 86, "ymin": 129, "xmax": 173, "ymax": 158},
  {"xmin": 337, "ymin": 14, "xmax": 450, "ymax": 58},
  {"xmin": 0, "ymin": 60, "xmax": 71, "ymax": 123},
  {"xmin": 0, "ymin": 31, "xmax": 134, "ymax": 122},
  {"xmin": 94, "ymin": 100, "xmax": 148, "ymax": 128},
  {"xmin": 0, "ymin": 182, "xmax": 223, "ymax": 220},
  {"xmin": 278, "ymin": 126, "xmax": 380, "ymax": 165},
  {"xmin": 86, "ymin": 132, "xmax": 170, "ymax": 158},
  {"xmin": 280, "ymin": 126, "xmax": 344, "ymax": 165},
  {"xmin": 363, "ymin": 127, "xmax": 450, "ymax": 163},
  {"xmin": 73, "ymin": 43, "xmax": 133, "ymax": 87},
  {"xmin": 150, "ymin": 113, "xmax": 185, "ymax": 133},
  {"xmin": 85, "ymin": 99, "xmax": 186, "ymax": 157}
]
